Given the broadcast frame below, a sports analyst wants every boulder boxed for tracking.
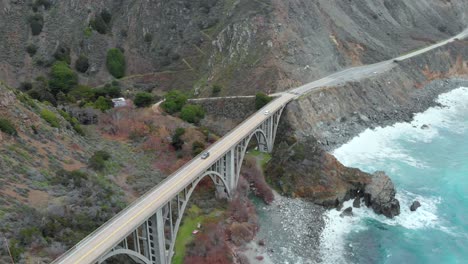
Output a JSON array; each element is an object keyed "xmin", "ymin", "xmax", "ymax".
[
  {"xmin": 340, "ymin": 207, "xmax": 353, "ymax": 217},
  {"xmin": 353, "ymin": 197, "xmax": 361, "ymax": 208},
  {"xmin": 410, "ymin": 201, "xmax": 421, "ymax": 211},
  {"xmin": 364, "ymin": 172, "xmax": 400, "ymax": 218}
]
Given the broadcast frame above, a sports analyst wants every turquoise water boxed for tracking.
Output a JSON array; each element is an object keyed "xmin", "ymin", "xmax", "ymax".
[{"xmin": 329, "ymin": 87, "xmax": 468, "ymax": 264}]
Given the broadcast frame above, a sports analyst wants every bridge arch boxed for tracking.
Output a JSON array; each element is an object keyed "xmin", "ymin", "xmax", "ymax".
[
  {"xmin": 99, "ymin": 248, "xmax": 151, "ymax": 264},
  {"xmin": 168, "ymin": 170, "xmax": 230, "ymax": 261}
]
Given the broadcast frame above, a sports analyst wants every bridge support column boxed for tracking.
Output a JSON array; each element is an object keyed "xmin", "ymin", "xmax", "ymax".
[{"xmin": 155, "ymin": 210, "xmax": 167, "ymax": 264}]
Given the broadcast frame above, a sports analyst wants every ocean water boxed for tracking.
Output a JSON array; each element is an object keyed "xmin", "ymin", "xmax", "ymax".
[{"xmin": 324, "ymin": 87, "xmax": 468, "ymax": 264}]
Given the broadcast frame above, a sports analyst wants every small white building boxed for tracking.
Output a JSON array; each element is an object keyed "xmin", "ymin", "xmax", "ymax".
[{"xmin": 111, "ymin": 97, "xmax": 127, "ymax": 107}]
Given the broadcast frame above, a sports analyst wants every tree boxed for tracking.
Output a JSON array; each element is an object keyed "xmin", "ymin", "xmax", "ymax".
[
  {"xmin": 49, "ymin": 61, "xmax": 78, "ymax": 95},
  {"xmin": 89, "ymin": 150, "xmax": 111, "ymax": 171},
  {"xmin": 94, "ymin": 96, "xmax": 112, "ymax": 112},
  {"xmin": 255, "ymin": 92, "xmax": 272, "ymax": 110},
  {"xmin": 180, "ymin": 104, "xmax": 205, "ymax": 124},
  {"xmin": 28, "ymin": 14, "xmax": 44, "ymax": 35},
  {"xmin": 75, "ymin": 55, "xmax": 90, "ymax": 73},
  {"xmin": 192, "ymin": 141, "xmax": 205, "ymax": 156},
  {"xmin": 106, "ymin": 48, "xmax": 126, "ymax": 78},
  {"xmin": 212, "ymin": 84, "xmax": 222, "ymax": 96},
  {"xmin": 0, "ymin": 118, "xmax": 17, "ymax": 136},
  {"xmin": 171, "ymin": 128, "xmax": 185, "ymax": 150},
  {"xmin": 161, "ymin": 90, "xmax": 188, "ymax": 114},
  {"xmin": 134, "ymin": 92, "xmax": 154, "ymax": 108}
]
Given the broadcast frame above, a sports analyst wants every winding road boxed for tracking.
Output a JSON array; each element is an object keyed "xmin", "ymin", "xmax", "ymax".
[{"xmin": 53, "ymin": 28, "xmax": 468, "ymax": 264}]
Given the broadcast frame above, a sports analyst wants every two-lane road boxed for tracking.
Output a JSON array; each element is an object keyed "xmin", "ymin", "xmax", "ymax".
[{"xmin": 53, "ymin": 93, "xmax": 296, "ymax": 264}]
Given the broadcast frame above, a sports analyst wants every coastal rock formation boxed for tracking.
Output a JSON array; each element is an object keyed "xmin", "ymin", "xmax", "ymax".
[
  {"xmin": 340, "ymin": 207, "xmax": 353, "ymax": 218},
  {"xmin": 266, "ymin": 123, "xmax": 400, "ymax": 218},
  {"xmin": 364, "ymin": 172, "xmax": 401, "ymax": 218},
  {"xmin": 410, "ymin": 201, "xmax": 421, "ymax": 212}
]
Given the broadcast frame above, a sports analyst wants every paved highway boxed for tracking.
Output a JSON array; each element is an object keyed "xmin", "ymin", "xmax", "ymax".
[
  {"xmin": 54, "ymin": 27, "xmax": 468, "ymax": 263},
  {"xmin": 290, "ymin": 28, "xmax": 468, "ymax": 96},
  {"xmin": 53, "ymin": 93, "xmax": 295, "ymax": 264}
]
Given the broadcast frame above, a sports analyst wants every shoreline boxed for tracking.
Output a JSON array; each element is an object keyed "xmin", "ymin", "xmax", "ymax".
[
  {"xmin": 251, "ymin": 78, "xmax": 468, "ymax": 263},
  {"xmin": 322, "ymin": 78, "xmax": 468, "ymax": 151}
]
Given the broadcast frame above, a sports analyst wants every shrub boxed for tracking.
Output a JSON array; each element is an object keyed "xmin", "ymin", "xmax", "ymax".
[
  {"xmin": 94, "ymin": 84, "xmax": 121, "ymax": 99},
  {"xmin": 53, "ymin": 43, "xmax": 71, "ymax": 64},
  {"xmin": 0, "ymin": 118, "xmax": 17, "ymax": 136},
  {"xmin": 75, "ymin": 55, "xmax": 89, "ymax": 73},
  {"xmin": 180, "ymin": 104, "xmax": 205, "ymax": 124},
  {"xmin": 49, "ymin": 61, "xmax": 78, "ymax": 94},
  {"xmin": 106, "ymin": 48, "xmax": 126, "ymax": 78},
  {"xmin": 40, "ymin": 109, "xmax": 60, "ymax": 127},
  {"xmin": 161, "ymin": 90, "xmax": 188, "ymax": 114},
  {"xmin": 26, "ymin": 44, "xmax": 38, "ymax": 56},
  {"xmin": 90, "ymin": 15, "xmax": 108, "ymax": 34},
  {"xmin": 89, "ymin": 150, "xmax": 111, "ymax": 171},
  {"xmin": 144, "ymin": 33, "xmax": 153, "ymax": 43},
  {"xmin": 19, "ymin": 82, "xmax": 33, "ymax": 91},
  {"xmin": 28, "ymin": 13, "xmax": 44, "ymax": 35},
  {"xmin": 192, "ymin": 141, "xmax": 205, "ymax": 156},
  {"xmin": 134, "ymin": 92, "xmax": 154, "ymax": 108},
  {"xmin": 212, "ymin": 84, "xmax": 222, "ymax": 96},
  {"xmin": 255, "ymin": 92, "xmax": 272, "ymax": 110},
  {"xmin": 94, "ymin": 96, "xmax": 112, "ymax": 112},
  {"xmin": 68, "ymin": 85, "xmax": 95, "ymax": 101},
  {"xmin": 171, "ymin": 128, "xmax": 185, "ymax": 150},
  {"xmin": 100, "ymin": 9, "xmax": 112, "ymax": 24},
  {"xmin": 58, "ymin": 110, "xmax": 85, "ymax": 135}
]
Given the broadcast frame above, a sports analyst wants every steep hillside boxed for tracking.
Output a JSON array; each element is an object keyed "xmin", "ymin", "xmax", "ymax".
[
  {"xmin": 1, "ymin": 0, "xmax": 467, "ymax": 96},
  {"xmin": 0, "ymin": 81, "xmax": 212, "ymax": 263}
]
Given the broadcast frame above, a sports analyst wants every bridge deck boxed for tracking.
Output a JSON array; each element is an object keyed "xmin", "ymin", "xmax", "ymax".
[{"xmin": 53, "ymin": 93, "xmax": 295, "ymax": 264}]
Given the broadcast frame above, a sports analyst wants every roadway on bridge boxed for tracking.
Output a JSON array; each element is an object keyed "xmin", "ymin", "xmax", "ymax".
[
  {"xmin": 54, "ymin": 27, "xmax": 468, "ymax": 264},
  {"xmin": 53, "ymin": 93, "xmax": 295, "ymax": 264}
]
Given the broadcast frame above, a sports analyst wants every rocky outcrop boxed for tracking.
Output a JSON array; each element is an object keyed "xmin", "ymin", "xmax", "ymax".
[
  {"xmin": 266, "ymin": 120, "xmax": 400, "ymax": 218},
  {"xmin": 340, "ymin": 207, "xmax": 353, "ymax": 218},
  {"xmin": 410, "ymin": 201, "xmax": 421, "ymax": 212},
  {"xmin": 363, "ymin": 172, "xmax": 400, "ymax": 218}
]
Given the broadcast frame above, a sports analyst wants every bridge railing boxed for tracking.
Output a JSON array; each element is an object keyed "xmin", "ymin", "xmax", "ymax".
[{"xmin": 52, "ymin": 94, "xmax": 293, "ymax": 263}]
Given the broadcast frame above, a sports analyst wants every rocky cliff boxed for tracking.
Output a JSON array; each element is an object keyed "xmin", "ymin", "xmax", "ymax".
[
  {"xmin": 1, "ymin": 0, "xmax": 467, "ymax": 96},
  {"xmin": 284, "ymin": 40, "xmax": 468, "ymax": 150},
  {"xmin": 266, "ymin": 118, "xmax": 400, "ymax": 218}
]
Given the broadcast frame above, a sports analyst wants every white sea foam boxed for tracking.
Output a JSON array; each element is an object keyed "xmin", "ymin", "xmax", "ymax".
[
  {"xmin": 333, "ymin": 87, "xmax": 468, "ymax": 169},
  {"xmin": 320, "ymin": 87, "xmax": 468, "ymax": 263}
]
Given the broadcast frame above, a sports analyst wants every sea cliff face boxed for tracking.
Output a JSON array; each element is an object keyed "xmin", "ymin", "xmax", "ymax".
[{"xmin": 284, "ymin": 40, "xmax": 468, "ymax": 150}]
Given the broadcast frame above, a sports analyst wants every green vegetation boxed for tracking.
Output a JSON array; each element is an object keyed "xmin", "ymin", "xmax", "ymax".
[
  {"xmin": 134, "ymin": 92, "xmax": 154, "ymax": 108},
  {"xmin": 53, "ymin": 169, "xmax": 88, "ymax": 187},
  {"xmin": 49, "ymin": 61, "xmax": 78, "ymax": 95},
  {"xmin": 92, "ymin": 16, "xmax": 107, "ymax": 34},
  {"xmin": 58, "ymin": 110, "xmax": 85, "ymax": 136},
  {"xmin": 255, "ymin": 92, "xmax": 272, "ymax": 110},
  {"xmin": 40, "ymin": 109, "xmax": 60, "ymax": 128},
  {"xmin": 171, "ymin": 128, "xmax": 185, "ymax": 150},
  {"xmin": 106, "ymin": 48, "xmax": 126, "ymax": 78},
  {"xmin": 26, "ymin": 44, "xmax": 38, "ymax": 56},
  {"xmin": 53, "ymin": 43, "xmax": 71, "ymax": 64},
  {"xmin": 89, "ymin": 150, "xmax": 111, "ymax": 171},
  {"xmin": 248, "ymin": 150, "xmax": 272, "ymax": 169},
  {"xmin": 192, "ymin": 141, "xmax": 205, "ymax": 156},
  {"xmin": 75, "ymin": 55, "xmax": 89, "ymax": 73},
  {"xmin": 211, "ymin": 84, "xmax": 222, "ymax": 96},
  {"xmin": 161, "ymin": 90, "xmax": 188, "ymax": 114},
  {"xmin": 84, "ymin": 26, "xmax": 93, "ymax": 37},
  {"xmin": 28, "ymin": 13, "xmax": 44, "ymax": 35},
  {"xmin": 180, "ymin": 104, "xmax": 205, "ymax": 124},
  {"xmin": 9, "ymin": 239, "xmax": 24, "ymax": 262},
  {"xmin": 144, "ymin": 33, "xmax": 153, "ymax": 43},
  {"xmin": 0, "ymin": 118, "xmax": 17, "ymax": 136},
  {"xmin": 94, "ymin": 96, "xmax": 112, "ymax": 112},
  {"xmin": 69, "ymin": 85, "xmax": 95, "ymax": 101},
  {"xmin": 100, "ymin": 9, "xmax": 112, "ymax": 24}
]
